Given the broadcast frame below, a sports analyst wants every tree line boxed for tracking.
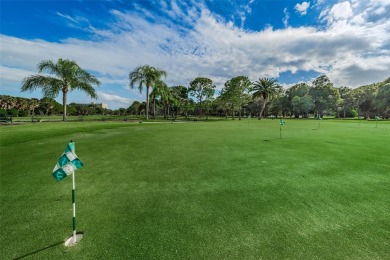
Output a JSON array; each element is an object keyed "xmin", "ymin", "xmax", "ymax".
[
  {"xmin": 128, "ymin": 65, "xmax": 390, "ymax": 120},
  {"xmin": 7, "ymin": 59, "xmax": 389, "ymax": 120},
  {"xmin": 0, "ymin": 95, "xmax": 125, "ymax": 117}
]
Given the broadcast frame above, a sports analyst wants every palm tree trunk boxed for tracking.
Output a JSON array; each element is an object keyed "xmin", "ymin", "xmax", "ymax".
[
  {"xmin": 146, "ymin": 86, "xmax": 150, "ymax": 120},
  {"xmin": 153, "ymin": 96, "xmax": 156, "ymax": 118},
  {"xmin": 259, "ymin": 100, "xmax": 267, "ymax": 119},
  {"xmin": 62, "ymin": 90, "xmax": 67, "ymax": 121}
]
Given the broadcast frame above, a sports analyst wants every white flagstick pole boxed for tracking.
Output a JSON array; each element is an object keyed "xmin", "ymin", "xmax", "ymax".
[
  {"xmin": 280, "ymin": 124, "xmax": 282, "ymax": 139},
  {"xmin": 72, "ymin": 171, "xmax": 76, "ymax": 244},
  {"xmin": 63, "ymin": 140, "xmax": 84, "ymax": 247}
]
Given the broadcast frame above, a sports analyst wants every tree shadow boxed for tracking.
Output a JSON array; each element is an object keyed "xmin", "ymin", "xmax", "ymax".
[
  {"xmin": 263, "ymin": 138, "xmax": 281, "ymax": 142},
  {"xmin": 13, "ymin": 240, "xmax": 63, "ymax": 260}
]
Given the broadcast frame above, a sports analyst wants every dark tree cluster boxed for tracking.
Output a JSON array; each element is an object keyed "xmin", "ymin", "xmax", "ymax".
[
  {"xmin": 16, "ymin": 59, "xmax": 389, "ymax": 120},
  {"xmin": 127, "ymin": 70, "xmax": 390, "ymax": 120}
]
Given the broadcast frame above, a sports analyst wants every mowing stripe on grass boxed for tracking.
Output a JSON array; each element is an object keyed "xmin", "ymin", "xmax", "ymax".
[{"xmin": 1, "ymin": 120, "xmax": 389, "ymax": 259}]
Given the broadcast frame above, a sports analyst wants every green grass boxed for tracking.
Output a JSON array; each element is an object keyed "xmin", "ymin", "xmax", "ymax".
[
  {"xmin": 10, "ymin": 115, "xmax": 141, "ymax": 123},
  {"xmin": 1, "ymin": 119, "xmax": 389, "ymax": 259},
  {"xmin": 0, "ymin": 121, "xmax": 135, "ymax": 146}
]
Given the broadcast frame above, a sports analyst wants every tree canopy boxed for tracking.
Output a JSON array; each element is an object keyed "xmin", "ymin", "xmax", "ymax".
[
  {"xmin": 189, "ymin": 77, "xmax": 215, "ymax": 118},
  {"xmin": 21, "ymin": 58, "xmax": 100, "ymax": 121},
  {"xmin": 129, "ymin": 65, "xmax": 167, "ymax": 119}
]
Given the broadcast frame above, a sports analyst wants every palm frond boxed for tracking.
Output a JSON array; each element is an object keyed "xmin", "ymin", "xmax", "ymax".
[
  {"xmin": 37, "ymin": 60, "xmax": 57, "ymax": 75},
  {"xmin": 21, "ymin": 75, "xmax": 62, "ymax": 98},
  {"xmin": 129, "ymin": 67, "xmax": 145, "ymax": 93},
  {"xmin": 74, "ymin": 82, "xmax": 98, "ymax": 99},
  {"xmin": 74, "ymin": 68, "xmax": 101, "ymax": 85}
]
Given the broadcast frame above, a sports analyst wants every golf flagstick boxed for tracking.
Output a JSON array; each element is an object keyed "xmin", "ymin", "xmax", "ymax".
[
  {"xmin": 52, "ymin": 140, "xmax": 84, "ymax": 246},
  {"xmin": 72, "ymin": 171, "xmax": 76, "ymax": 244},
  {"xmin": 279, "ymin": 119, "xmax": 285, "ymax": 139},
  {"xmin": 280, "ymin": 124, "xmax": 282, "ymax": 139}
]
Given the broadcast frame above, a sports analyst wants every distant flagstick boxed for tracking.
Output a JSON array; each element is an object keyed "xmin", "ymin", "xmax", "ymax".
[
  {"xmin": 279, "ymin": 119, "xmax": 285, "ymax": 139},
  {"xmin": 52, "ymin": 140, "xmax": 84, "ymax": 246},
  {"xmin": 375, "ymin": 116, "xmax": 380, "ymax": 128}
]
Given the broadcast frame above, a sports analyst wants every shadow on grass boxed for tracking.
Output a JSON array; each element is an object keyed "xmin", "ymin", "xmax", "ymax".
[
  {"xmin": 263, "ymin": 138, "xmax": 283, "ymax": 142},
  {"xmin": 13, "ymin": 241, "xmax": 63, "ymax": 260}
]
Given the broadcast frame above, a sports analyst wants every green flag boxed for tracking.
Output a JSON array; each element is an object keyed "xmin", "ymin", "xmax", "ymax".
[{"xmin": 52, "ymin": 141, "xmax": 84, "ymax": 181}]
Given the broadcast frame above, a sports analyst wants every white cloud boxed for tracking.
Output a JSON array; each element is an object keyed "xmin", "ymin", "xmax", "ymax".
[
  {"xmin": 325, "ymin": 1, "xmax": 353, "ymax": 24},
  {"xmin": 1, "ymin": 0, "xmax": 390, "ymax": 109},
  {"xmin": 283, "ymin": 8, "xmax": 290, "ymax": 27},
  {"xmin": 57, "ymin": 12, "xmax": 78, "ymax": 23},
  {"xmin": 295, "ymin": 2, "xmax": 310, "ymax": 15},
  {"xmin": 56, "ymin": 12, "xmax": 90, "ymax": 30},
  {"xmin": 350, "ymin": 13, "xmax": 365, "ymax": 25},
  {"xmin": 0, "ymin": 65, "xmax": 33, "ymax": 83},
  {"xmin": 374, "ymin": 6, "xmax": 386, "ymax": 15},
  {"xmin": 237, "ymin": 0, "xmax": 255, "ymax": 28},
  {"xmin": 96, "ymin": 92, "xmax": 132, "ymax": 106},
  {"xmin": 97, "ymin": 76, "xmax": 128, "ymax": 87}
]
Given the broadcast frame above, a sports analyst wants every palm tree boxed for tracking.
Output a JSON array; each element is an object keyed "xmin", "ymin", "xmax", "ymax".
[
  {"xmin": 2, "ymin": 95, "xmax": 16, "ymax": 110},
  {"xmin": 15, "ymin": 97, "xmax": 28, "ymax": 117},
  {"xmin": 159, "ymin": 83, "xmax": 173, "ymax": 119},
  {"xmin": 129, "ymin": 65, "xmax": 167, "ymax": 120},
  {"xmin": 40, "ymin": 97, "xmax": 56, "ymax": 116},
  {"xmin": 21, "ymin": 58, "xmax": 100, "ymax": 121},
  {"xmin": 149, "ymin": 80, "xmax": 171, "ymax": 118},
  {"xmin": 27, "ymin": 98, "xmax": 40, "ymax": 116},
  {"xmin": 149, "ymin": 87, "xmax": 159, "ymax": 118},
  {"xmin": 252, "ymin": 77, "xmax": 280, "ymax": 119}
]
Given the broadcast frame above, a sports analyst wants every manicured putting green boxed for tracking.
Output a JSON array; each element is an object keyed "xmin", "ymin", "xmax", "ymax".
[{"xmin": 1, "ymin": 119, "xmax": 389, "ymax": 259}]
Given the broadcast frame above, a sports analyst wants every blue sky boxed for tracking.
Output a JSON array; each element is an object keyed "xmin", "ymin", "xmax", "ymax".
[{"xmin": 1, "ymin": 0, "xmax": 389, "ymax": 109}]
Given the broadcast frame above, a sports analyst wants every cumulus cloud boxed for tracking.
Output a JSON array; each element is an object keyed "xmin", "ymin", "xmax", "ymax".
[
  {"xmin": 1, "ymin": 0, "xmax": 390, "ymax": 108},
  {"xmin": 324, "ymin": 1, "xmax": 353, "ymax": 24},
  {"xmin": 295, "ymin": 2, "xmax": 310, "ymax": 15}
]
